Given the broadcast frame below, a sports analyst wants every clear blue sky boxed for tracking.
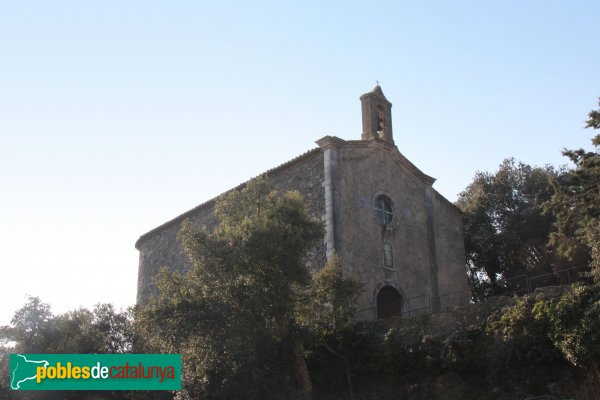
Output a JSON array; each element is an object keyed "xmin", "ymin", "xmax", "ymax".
[{"xmin": 1, "ymin": 1, "xmax": 598, "ymax": 324}]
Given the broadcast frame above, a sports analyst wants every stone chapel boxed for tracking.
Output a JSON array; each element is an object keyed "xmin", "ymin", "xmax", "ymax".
[{"xmin": 136, "ymin": 85, "xmax": 469, "ymax": 319}]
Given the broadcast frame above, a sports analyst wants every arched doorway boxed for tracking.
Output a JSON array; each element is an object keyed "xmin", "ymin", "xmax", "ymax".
[{"xmin": 376, "ymin": 286, "xmax": 402, "ymax": 319}]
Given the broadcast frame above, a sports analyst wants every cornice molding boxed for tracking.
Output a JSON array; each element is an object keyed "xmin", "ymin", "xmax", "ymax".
[{"xmin": 316, "ymin": 135, "xmax": 347, "ymax": 150}]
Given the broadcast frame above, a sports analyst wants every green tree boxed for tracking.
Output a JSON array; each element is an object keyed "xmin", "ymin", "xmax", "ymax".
[
  {"xmin": 0, "ymin": 343, "xmax": 11, "ymax": 399},
  {"xmin": 137, "ymin": 178, "xmax": 324, "ymax": 400},
  {"xmin": 546, "ymin": 98, "xmax": 600, "ymax": 280},
  {"xmin": 456, "ymin": 159, "xmax": 576, "ymax": 299},
  {"xmin": 297, "ymin": 254, "xmax": 362, "ymax": 400},
  {"xmin": 537, "ymin": 284, "xmax": 600, "ymax": 368},
  {"xmin": 1, "ymin": 298, "xmax": 133, "ymax": 355},
  {"xmin": 0, "ymin": 297, "xmax": 135, "ymax": 400},
  {"xmin": 3, "ymin": 296, "xmax": 52, "ymax": 353}
]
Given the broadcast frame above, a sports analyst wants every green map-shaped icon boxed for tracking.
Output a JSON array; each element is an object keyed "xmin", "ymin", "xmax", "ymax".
[{"xmin": 10, "ymin": 354, "xmax": 49, "ymax": 390}]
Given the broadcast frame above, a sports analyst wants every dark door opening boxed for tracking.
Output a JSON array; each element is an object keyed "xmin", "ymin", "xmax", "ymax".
[{"xmin": 377, "ymin": 286, "xmax": 402, "ymax": 319}]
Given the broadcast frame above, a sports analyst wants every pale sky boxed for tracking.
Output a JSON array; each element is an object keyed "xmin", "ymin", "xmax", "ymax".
[{"xmin": 1, "ymin": 1, "xmax": 599, "ymax": 325}]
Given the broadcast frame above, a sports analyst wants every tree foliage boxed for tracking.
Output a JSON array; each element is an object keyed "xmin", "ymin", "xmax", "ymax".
[
  {"xmin": 0, "ymin": 297, "xmax": 134, "ymax": 400},
  {"xmin": 297, "ymin": 254, "xmax": 362, "ymax": 336},
  {"xmin": 545, "ymin": 98, "xmax": 600, "ymax": 280},
  {"xmin": 537, "ymin": 284, "xmax": 600, "ymax": 367},
  {"xmin": 137, "ymin": 178, "xmax": 335, "ymax": 399},
  {"xmin": 308, "ymin": 282, "xmax": 600, "ymax": 399},
  {"xmin": 297, "ymin": 254, "xmax": 362, "ymax": 400},
  {"xmin": 456, "ymin": 159, "xmax": 575, "ymax": 299},
  {"xmin": 1, "ymin": 297, "xmax": 132, "ymax": 355}
]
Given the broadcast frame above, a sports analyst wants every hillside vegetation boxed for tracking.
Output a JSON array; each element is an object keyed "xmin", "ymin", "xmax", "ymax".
[{"xmin": 308, "ymin": 283, "xmax": 600, "ymax": 400}]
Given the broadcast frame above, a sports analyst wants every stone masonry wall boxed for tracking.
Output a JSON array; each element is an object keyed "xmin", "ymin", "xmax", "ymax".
[
  {"xmin": 136, "ymin": 138, "xmax": 468, "ymax": 319},
  {"xmin": 431, "ymin": 189, "xmax": 470, "ymax": 308},
  {"xmin": 334, "ymin": 140, "xmax": 468, "ymax": 319},
  {"xmin": 136, "ymin": 149, "xmax": 326, "ymax": 304},
  {"xmin": 336, "ymin": 142, "xmax": 434, "ymax": 318}
]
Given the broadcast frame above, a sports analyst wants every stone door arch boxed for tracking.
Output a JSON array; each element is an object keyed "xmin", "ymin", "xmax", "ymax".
[{"xmin": 376, "ymin": 286, "xmax": 403, "ymax": 319}]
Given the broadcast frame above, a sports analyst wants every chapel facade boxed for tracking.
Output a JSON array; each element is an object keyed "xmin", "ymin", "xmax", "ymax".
[{"xmin": 136, "ymin": 86, "xmax": 469, "ymax": 319}]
